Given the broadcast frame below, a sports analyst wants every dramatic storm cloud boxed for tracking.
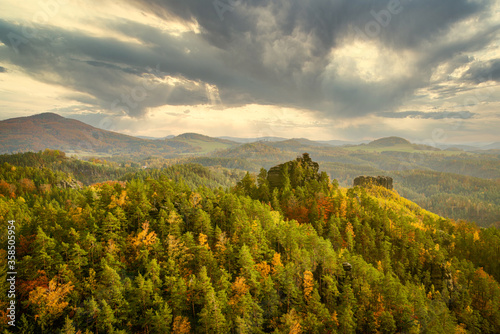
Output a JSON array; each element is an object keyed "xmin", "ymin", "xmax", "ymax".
[
  {"xmin": 0, "ymin": 0, "xmax": 499, "ymax": 142},
  {"xmin": 462, "ymin": 59, "xmax": 500, "ymax": 83}
]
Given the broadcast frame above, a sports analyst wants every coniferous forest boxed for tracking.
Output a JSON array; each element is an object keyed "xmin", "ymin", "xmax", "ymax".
[{"xmin": 1, "ymin": 151, "xmax": 500, "ymax": 333}]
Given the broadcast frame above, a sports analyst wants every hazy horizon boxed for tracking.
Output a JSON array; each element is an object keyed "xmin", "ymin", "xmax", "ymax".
[{"xmin": 2, "ymin": 112, "xmax": 499, "ymax": 146}]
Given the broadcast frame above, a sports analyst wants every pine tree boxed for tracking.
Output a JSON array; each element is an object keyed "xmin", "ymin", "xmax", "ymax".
[
  {"xmin": 271, "ymin": 188, "xmax": 282, "ymax": 214},
  {"xmin": 97, "ymin": 299, "xmax": 116, "ymax": 333},
  {"xmin": 101, "ymin": 212, "xmax": 122, "ymax": 241},
  {"xmin": 198, "ymin": 267, "xmax": 227, "ymax": 333},
  {"xmin": 145, "ymin": 296, "xmax": 173, "ymax": 334},
  {"xmin": 238, "ymin": 245, "xmax": 259, "ymax": 291},
  {"xmin": 68, "ymin": 243, "xmax": 88, "ymax": 275},
  {"xmin": 33, "ymin": 227, "xmax": 61, "ymax": 274},
  {"xmin": 260, "ymin": 275, "xmax": 279, "ymax": 329},
  {"xmin": 257, "ymin": 168, "xmax": 270, "ymax": 202},
  {"xmin": 17, "ymin": 314, "xmax": 36, "ymax": 334},
  {"xmin": 193, "ymin": 208, "xmax": 214, "ymax": 239},
  {"xmin": 236, "ymin": 172, "xmax": 257, "ymax": 198},
  {"xmin": 238, "ymin": 292, "xmax": 264, "ymax": 333},
  {"xmin": 338, "ymin": 284, "xmax": 356, "ymax": 334},
  {"xmin": 167, "ymin": 210, "xmax": 183, "ymax": 238}
]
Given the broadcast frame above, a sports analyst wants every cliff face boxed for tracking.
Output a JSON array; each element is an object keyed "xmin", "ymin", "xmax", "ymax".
[
  {"xmin": 267, "ymin": 165, "xmax": 284, "ymax": 189},
  {"xmin": 353, "ymin": 175, "xmax": 393, "ymax": 190},
  {"xmin": 57, "ymin": 179, "xmax": 83, "ymax": 190},
  {"xmin": 267, "ymin": 153, "xmax": 320, "ymax": 189}
]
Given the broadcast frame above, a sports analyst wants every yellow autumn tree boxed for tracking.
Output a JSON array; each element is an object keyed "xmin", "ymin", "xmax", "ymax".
[
  {"xmin": 303, "ymin": 270, "xmax": 314, "ymax": 303},
  {"xmin": 190, "ymin": 192, "xmax": 202, "ymax": 207},
  {"xmin": 256, "ymin": 261, "xmax": 271, "ymax": 280},
  {"xmin": 172, "ymin": 315, "xmax": 191, "ymax": 334},
  {"xmin": 339, "ymin": 197, "xmax": 347, "ymax": 219},
  {"xmin": 271, "ymin": 252, "xmax": 283, "ymax": 276},
  {"xmin": 29, "ymin": 278, "xmax": 74, "ymax": 330},
  {"xmin": 108, "ymin": 190, "xmax": 127, "ymax": 209},
  {"xmin": 199, "ymin": 233, "xmax": 209, "ymax": 249},
  {"xmin": 132, "ymin": 222, "xmax": 157, "ymax": 247},
  {"xmin": 229, "ymin": 276, "xmax": 250, "ymax": 309},
  {"xmin": 281, "ymin": 309, "xmax": 302, "ymax": 334},
  {"xmin": 130, "ymin": 222, "xmax": 158, "ymax": 259},
  {"xmin": 344, "ymin": 222, "xmax": 355, "ymax": 250}
]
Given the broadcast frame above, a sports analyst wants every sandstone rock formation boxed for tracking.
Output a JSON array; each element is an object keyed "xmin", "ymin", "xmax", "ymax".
[
  {"xmin": 267, "ymin": 153, "xmax": 319, "ymax": 189},
  {"xmin": 57, "ymin": 179, "xmax": 83, "ymax": 190},
  {"xmin": 267, "ymin": 165, "xmax": 284, "ymax": 189},
  {"xmin": 353, "ymin": 175, "xmax": 393, "ymax": 190},
  {"xmin": 342, "ymin": 262, "xmax": 352, "ymax": 272}
]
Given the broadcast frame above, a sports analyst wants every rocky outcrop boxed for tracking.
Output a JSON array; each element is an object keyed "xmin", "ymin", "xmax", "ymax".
[
  {"xmin": 57, "ymin": 179, "xmax": 83, "ymax": 190},
  {"xmin": 426, "ymin": 263, "xmax": 455, "ymax": 293},
  {"xmin": 267, "ymin": 165, "xmax": 284, "ymax": 189},
  {"xmin": 353, "ymin": 176, "xmax": 393, "ymax": 190},
  {"xmin": 267, "ymin": 153, "xmax": 320, "ymax": 189}
]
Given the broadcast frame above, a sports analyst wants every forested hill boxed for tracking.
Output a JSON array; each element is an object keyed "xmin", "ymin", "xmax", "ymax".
[
  {"xmin": 0, "ymin": 113, "xmax": 238, "ymax": 157},
  {"xmin": 0, "ymin": 150, "xmax": 245, "ymax": 190},
  {"xmin": 0, "ymin": 155, "xmax": 499, "ymax": 333}
]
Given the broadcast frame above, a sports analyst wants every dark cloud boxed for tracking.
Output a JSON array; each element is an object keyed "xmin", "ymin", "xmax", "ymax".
[
  {"xmin": 0, "ymin": 18, "xmax": 216, "ymax": 117},
  {"xmin": 133, "ymin": 0, "xmax": 496, "ymax": 114},
  {"xmin": 379, "ymin": 110, "xmax": 475, "ymax": 119},
  {"xmin": 126, "ymin": 0, "xmax": 490, "ymax": 52},
  {"xmin": 462, "ymin": 59, "xmax": 500, "ymax": 83},
  {"xmin": 120, "ymin": 0, "xmax": 498, "ymax": 116},
  {"xmin": 0, "ymin": 0, "xmax": 497, "ymax": 119},
  {"xmin": 0, "ymin": 66, "xmax": 6, "ymax": 73}
]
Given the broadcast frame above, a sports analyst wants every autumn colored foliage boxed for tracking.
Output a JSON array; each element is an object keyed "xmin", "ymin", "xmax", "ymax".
[{"xmin": 0, "ymin": 154, "xmax": 499, "ymax": 333}]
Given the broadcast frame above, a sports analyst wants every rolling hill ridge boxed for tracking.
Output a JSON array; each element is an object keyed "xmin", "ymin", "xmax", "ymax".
[{"xmin": 0, "ymin": 113, "xmax": 238, "ymax": 156}]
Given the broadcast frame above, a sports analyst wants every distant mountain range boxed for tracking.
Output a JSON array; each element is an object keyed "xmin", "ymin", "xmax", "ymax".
[
  {"xmin": 0, "ymin": 113, "xmax": 155, "ymax": 154},
  {"xmin": 483, "ymin": 142, "xmax": 500, "ymax": 150},
  {"xmin": 136, "ymin": 135, "xmax": 175, "ymax": 140},
  {"xmin": 0, "ymin": 113, "xmax": 497, "ymax": 156},
  {"xmin": 347, "ymin": 136, "xmax": 441, "ymax": 152},
  {"xmin": 0, "ymin": 113, "xmax": 237, "ymax": 156},
  {"xmin": 217, "ymin": 136, "xmax": 288, "ymax": 143}
]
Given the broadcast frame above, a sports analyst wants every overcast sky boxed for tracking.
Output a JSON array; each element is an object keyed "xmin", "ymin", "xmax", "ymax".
[{"xmin": 0, "ymin": 0, "xmax": 499, "ymax": 143}]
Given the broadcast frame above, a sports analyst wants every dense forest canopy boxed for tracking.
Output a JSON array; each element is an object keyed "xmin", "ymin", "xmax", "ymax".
[
  {"xmin": 0, "ymin": 152, "xmax": 499, "ymax": 333},
  {"xmin": 2, "ymin": 147, "xmax": 499, "ymax": 227}
]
